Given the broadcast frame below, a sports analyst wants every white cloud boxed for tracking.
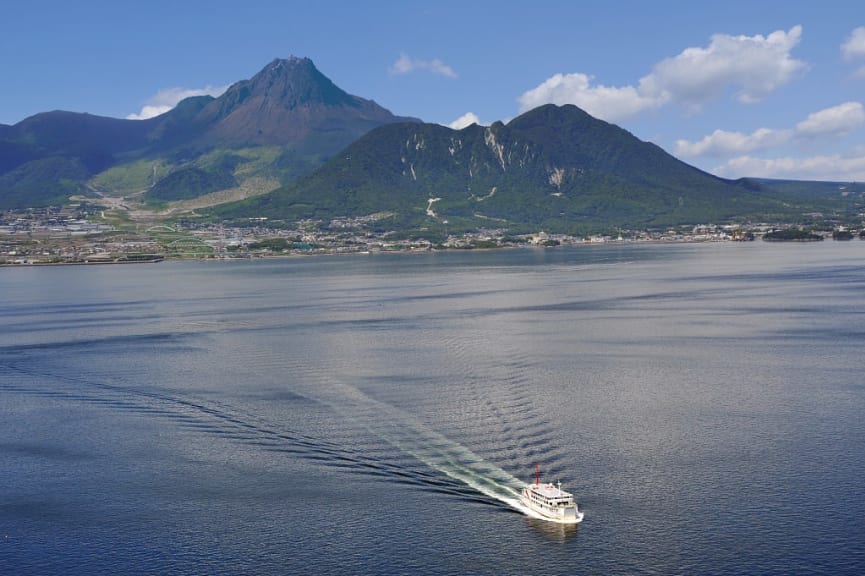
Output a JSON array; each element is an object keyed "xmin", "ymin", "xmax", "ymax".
[
  {"xmin": 841, "ymin": 26, "xmax": 865, "ymax": 60},
  {"xmin": 714, "ymin": 152, "xmax": 865, "ymax": 181},
  {"xmin": 390, "ymin": 53, "xmax": 457, "ymax": 78},
  {"xmin": 796, "ymin": 102, "xmax": 865, "ymax": 137},
  {"xmin": 675, "ymin": 128, "xmax": 790, "ymax": 157},
  {"xmin": 127, "ymin": 85, "xmax": 228, "ymax": 120},
  {"xmin": 518, "ymin": 73, "xmax": 664, "ymax": 122},
  {"xmin": 676, "ymin": 102, "xmax": 865, "ymax": 158},
  {"xmin": 518, "ymin": 26, "xmax": 806, "ymax": 121},
  {"xmin": 448, "ymin": 112, "xmax": 482, "ymax": 129},
  {"xmin": 645, "ymin": 25, "xmax": 806, "ymax": 106}
]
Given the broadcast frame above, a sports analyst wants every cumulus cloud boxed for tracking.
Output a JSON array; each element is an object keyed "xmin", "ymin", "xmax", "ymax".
[
  {"xmin": 841, "ymin": 26, "xmax": 865, "ymax": 60},
  {"xmin": 675, "ymin": 128, "xmax": 791, "ymax": 157},
  {"xmin": 796, "ymin": 101, "xmax": 865, "ymax": 137},
  {"xmin": 448, "ymin": 112, "xmax": 482, "ymax": 129},
  {"xmin": 127, "ymin": 85, "xmax": 228, "ymax": 120},
  {"xmin": 390, "ymin": 53, "xmax": 457, "ymax": 78},
  {"xmin": 518, "ymin": 26, "xmax": 806, "ymax": 121},
  {"xmin": 841, "ymin": 27, "xmax": 865, "ymax": 78},
  {"xmin": 714, "ymin": 152, "xmax": 865, "ymax": 181},
  {"xmin": 675, "ymin": 102, "xmax": 865, "ymax": 158},
  {"xmin": 518, "ymin": 73, "xmax": 664, "ymax": 122},
  {"xmin": 645, "ymin": 25, "xmax": 806, "ymax": 106}
]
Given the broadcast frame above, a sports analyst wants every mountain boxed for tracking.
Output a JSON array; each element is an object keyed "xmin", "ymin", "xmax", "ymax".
[
  {"xmin": 193, "ymin": 57, "xmax": 411, "ymax": 148},
  {"xmin": 3, "ymin": 61, "xmax": 856, "ymax": 230},
  {"xmin": 214, "ymin": 104, "xmax": 804, "ymax": 233},
  {"xmin": 0, "ymin": 57, "xmax": 417, "ymax": 209},
  {"xmin": 750, "ymin": 178, "xmax": 865, "ymax": 200}
]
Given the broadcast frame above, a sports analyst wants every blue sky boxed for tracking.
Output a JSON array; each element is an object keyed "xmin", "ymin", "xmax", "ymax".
[{"xmin": 3, "ymin": 0, "xmax": 865, "ymax": 181}]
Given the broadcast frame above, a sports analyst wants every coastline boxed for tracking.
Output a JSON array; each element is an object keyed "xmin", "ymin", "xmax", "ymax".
[
  {"xmin": 3, "ymin": 235, "xmax": 859, "ymax": 267},
  {"xmin": 0, "ymin": 256, "xmax": 165, "ymax": 267}
]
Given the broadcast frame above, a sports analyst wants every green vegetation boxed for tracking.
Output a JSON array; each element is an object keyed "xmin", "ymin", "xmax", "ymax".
[
  {"xmin": 211, "ymin": 105, "xmax": 821, "ymax": 234},
  {"xmin": 753, "ymin": 178, "xmax": 865, "ymax": 200},
  {"xmin": 87, "ymin": 147, "xmax": 293, "ymax": 205},
  {"xmin": 0, "ymin": 157, "xmax": 90, "ymax": 209},
  {"xmin": 763, "ymin": 228, "xmax": 823, "ymax": 241},
  {"xmin": 5, "ymin": 59, "xmax": 864, "ymax": 237},
  {"xmin": 148, "ymin": 167, "xmax": 237, "ymax": 201},
  {"xmin": 91, "ymin": 159, "xmax": 173, "ymax": 194},
  {"xmin": 247, "ymin": 238, "xmax": 294, "ymax": 251},
  {"xmin": 2, "ymin": 58, "xmax": 412, "ymax": 209},
  {"xmin": 384, "ymin": 229, "xmax": 448, "ymax": 244},
  {"xmin": 161, "ymin": 235, "xmax": 213, "ymax": 257}
]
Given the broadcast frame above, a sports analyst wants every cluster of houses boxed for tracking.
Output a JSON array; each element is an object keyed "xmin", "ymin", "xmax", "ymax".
[{"xmin": 3, "ymin": 205, "xmax": 863, "ymax": 265}]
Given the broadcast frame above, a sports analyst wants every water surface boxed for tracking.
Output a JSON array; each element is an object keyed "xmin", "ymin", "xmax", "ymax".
[{"xmin": 2, "ymin": 242, "xmax": 864, "ymax": 575}]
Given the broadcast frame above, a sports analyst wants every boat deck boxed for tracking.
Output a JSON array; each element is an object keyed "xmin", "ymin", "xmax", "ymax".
[{"xmin": 527, "ymin": 482, "xmax": 571, "ymax": 499}]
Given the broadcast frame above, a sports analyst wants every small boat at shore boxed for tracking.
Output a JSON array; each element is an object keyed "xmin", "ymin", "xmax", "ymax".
[{"xmin": 520, "ymin": 464, "xmax": 584, "ymax": 524}]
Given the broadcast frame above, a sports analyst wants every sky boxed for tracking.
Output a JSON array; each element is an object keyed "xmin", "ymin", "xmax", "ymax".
[{"xmin": 3, "ymin": 0, "xmax": 865, "ymax": 181}]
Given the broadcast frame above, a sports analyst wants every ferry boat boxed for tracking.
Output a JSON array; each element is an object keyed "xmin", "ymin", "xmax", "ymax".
[{"xmin": 520, "ymin": 464, "xmax": 584, "ymax": 524}]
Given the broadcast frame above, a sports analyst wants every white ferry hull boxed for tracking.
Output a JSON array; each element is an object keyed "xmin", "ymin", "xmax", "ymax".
[{"xmin": 520, "ymin": 487, "xmax": 584, "ymax": 524}]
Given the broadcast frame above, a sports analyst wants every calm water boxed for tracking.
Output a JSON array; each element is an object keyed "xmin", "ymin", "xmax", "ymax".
[{"xmin": 2, "ymin": 242, "xmax": 864, "ymax": 575}]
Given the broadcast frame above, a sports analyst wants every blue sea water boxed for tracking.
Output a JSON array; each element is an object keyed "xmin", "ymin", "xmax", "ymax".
[{"xmin": 2, "ymin": 242, "xmax": 864, "ymax": 575}]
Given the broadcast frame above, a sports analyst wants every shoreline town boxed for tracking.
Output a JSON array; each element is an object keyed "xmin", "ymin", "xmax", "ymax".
[{"xmin": 2, "ymin": 205, "xmax": 860, "ymax": 266}]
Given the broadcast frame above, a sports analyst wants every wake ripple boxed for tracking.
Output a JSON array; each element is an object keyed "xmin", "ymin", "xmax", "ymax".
[{"xmin": 2, "ymin": 325, "xmax": 576, "ymax": 522}]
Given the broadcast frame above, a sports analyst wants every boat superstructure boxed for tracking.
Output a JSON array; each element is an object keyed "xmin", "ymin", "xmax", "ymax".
[{"xmin": 520, "ymin": 464, "xmax": 584, "ymax": 524}]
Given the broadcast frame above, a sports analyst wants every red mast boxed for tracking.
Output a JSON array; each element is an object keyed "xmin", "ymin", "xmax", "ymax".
[{"xmin": 535, "ymin": 463, "xmax": 540, "ymax": 486}]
